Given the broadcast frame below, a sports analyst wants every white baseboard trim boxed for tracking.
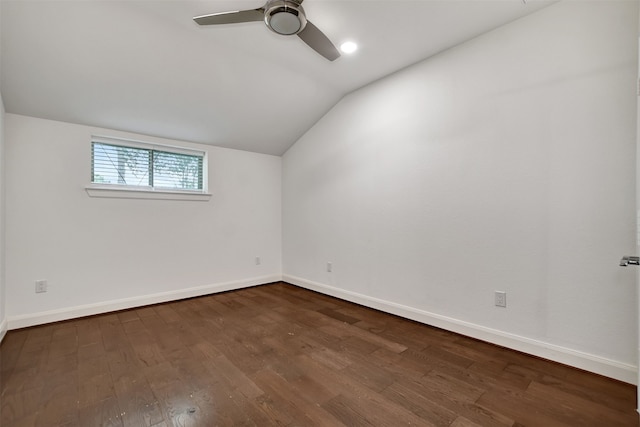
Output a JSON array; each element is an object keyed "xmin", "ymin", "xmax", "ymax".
[
  {"xmin": 0, "ymin": 317, "xmax": 7, "ymax": 344},
  {"xmin": 283, "ymin": 274, "xmax": 637, "ymax": 385},
  {"xmin": 7, "ymin": 275, "xmax": 282, "ymax": 330}
]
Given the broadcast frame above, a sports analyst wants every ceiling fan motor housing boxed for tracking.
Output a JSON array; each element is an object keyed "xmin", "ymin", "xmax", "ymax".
[{"xmin": 264, "ymin": 0, "xmax": 307, "ymax": 35}]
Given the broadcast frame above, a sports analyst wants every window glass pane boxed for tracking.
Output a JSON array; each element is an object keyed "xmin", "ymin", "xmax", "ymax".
[
  {"xmin": 92, "ymin": 142, "xmax": 150, "ymax": 186},
  {"xmin": 91, "ymin": 140, "xmax": 204, "ymax": 192},
  {"xmin": 152, "ymin": 150, "xmax": 203, "ymax": 190}
]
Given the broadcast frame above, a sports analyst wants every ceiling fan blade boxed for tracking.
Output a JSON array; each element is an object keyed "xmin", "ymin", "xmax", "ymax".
[
  {"xmin": 194, "ymin": 9, "xmax": 264, "ymax": 26},
  {"xmin": 297, "ymin": 21, "xmax": 340, "ymax": 61}
]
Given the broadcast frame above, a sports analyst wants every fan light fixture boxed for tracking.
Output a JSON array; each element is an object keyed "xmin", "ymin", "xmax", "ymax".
[
  {"xmin": 193, "ymin": 0, "xmax": 341, "ymax": 61},
  {"xmin": 340, "ymin": 41, "xmax": 358, "ymax": 54},
  {"xmin": 265, "ymin": 1, "xmax": 307, "ymax": 35}
]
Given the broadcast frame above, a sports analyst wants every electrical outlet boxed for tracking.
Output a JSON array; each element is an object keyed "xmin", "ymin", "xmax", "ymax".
[
  {"xmin": 327, "ymin": 262, "xmax": 332, "ymax": 272},
  {"xmin": 255, "ymin": 256, "xmax": 261, "ymax": 265},
  {"xmin": 495, "ymin": 291, "xmax": 506, "ymax": 307},
  {"xmin": 35, "ymin": 280, "xmax": 48, "ymax": 293}
]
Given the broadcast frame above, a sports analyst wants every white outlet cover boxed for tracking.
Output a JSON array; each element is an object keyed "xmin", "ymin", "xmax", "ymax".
[
  {"xmin": 35, "ymin": 280, "xmax": 47, "ymax": 293},
  {"xmin": 495, "ymin": 291, "xmax": 506, "ymax": 307}
]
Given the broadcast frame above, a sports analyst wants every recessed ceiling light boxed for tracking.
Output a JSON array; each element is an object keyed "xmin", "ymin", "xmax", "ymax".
[{"xmin": 340, "ymin": 41, "xmax": 358, "ymax": 54}]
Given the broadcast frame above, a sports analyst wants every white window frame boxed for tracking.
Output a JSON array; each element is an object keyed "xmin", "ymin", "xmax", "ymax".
[{"xmin": 85, "ymin": 135, "xmax": 212, "ymax": 201}]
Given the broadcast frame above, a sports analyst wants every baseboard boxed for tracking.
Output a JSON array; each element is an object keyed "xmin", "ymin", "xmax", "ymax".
[
  {"xmin": 283, "ymin": 274, "xmax": 637, "ymax": 385},
  {"xmin": 7, "ymin": 274, "xmax": 282, "ymax": 330},
  {"xmin": 0, "ymin": 317, "xmax": 7, "ymax": 344}
]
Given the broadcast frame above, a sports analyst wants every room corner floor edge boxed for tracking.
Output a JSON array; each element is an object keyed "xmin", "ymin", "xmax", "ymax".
[
  {"xmin": 281, "ymin": 274, "xmax": 638, "ymax": 386},
  {"xmin": 1, "ymin": 274, "xmax": 636, "ymax": 388},
  {"xmin": 2, "ymin": 274, "xmax": 283, "ymax": 331}
]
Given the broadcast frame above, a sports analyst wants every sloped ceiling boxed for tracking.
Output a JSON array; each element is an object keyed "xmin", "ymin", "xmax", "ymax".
[{"xmin": 0, "ymin": 0, "xmax": 553, "ymax": 155}]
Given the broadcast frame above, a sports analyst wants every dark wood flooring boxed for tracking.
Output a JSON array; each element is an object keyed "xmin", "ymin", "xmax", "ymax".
[{"xmin": 0, "ymin": 282, "xmax": 637, "ymax": 426}]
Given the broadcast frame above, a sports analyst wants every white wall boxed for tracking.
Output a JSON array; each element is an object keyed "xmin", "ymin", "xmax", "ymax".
[
  {"xmin": 5, "ymin": 114, "xmax": 282, "ymax": 326},
  {"xmin": 283, "ymin": 0, "xmax": 638, "ymax": 383},
  {"xmin": 0, "ymin": 0, "xmax": 6, "ymax": 343},
  {"xmin": 0, "ymin": 91, "xmax": 6, "ymax": 342}
]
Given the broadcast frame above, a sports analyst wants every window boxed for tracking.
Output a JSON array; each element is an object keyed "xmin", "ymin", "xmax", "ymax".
[{"xmin": 87, "ymin": 136, "xmax": 210, "ymax": 201}]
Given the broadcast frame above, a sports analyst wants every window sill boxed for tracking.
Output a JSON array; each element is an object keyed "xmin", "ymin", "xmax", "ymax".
[{"xmin": 85, "ymin": 185, "xmax": 212, "ymax": 201}]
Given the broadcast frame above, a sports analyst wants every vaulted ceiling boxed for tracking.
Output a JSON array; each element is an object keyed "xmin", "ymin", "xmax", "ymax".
[{"xmin": 0, "ymin": 0, "xmax": 553, "ymax": 155}]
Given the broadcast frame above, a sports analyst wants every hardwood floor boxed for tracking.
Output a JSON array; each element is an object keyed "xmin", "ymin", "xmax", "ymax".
[{"xmin": 1, "ymin": 282, "xmax": 637, "ymax": 426}]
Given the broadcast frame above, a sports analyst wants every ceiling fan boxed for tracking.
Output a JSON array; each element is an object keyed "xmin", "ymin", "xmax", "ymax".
[{"xmin": 193, "ymin": 0, "xmax": 340, "ymax": 61}]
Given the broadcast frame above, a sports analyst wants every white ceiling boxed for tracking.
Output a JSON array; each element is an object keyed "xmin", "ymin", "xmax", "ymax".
[{"xmin": 0, "ymin": 0, "xmax": 553, "ymax": 156}]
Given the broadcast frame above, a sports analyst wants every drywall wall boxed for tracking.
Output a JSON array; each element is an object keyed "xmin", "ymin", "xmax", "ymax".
[
  {"xmin": 0, "ymin": 0, "xmax": 6, "ymax": 342},
  {"xmin": 5, "ymin": 114, "xmax": 282, "ymax": 327},
  {"xmin": 283, "ymin": 0, "xmax": 638, "ymax": 383},
  {"xmin": 0, "ymin": 91, "xmax": 6, "ymax": 342},
  {"xmin": 636, "ymin": 1, "xmax": 640, "ymax": 399}
]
